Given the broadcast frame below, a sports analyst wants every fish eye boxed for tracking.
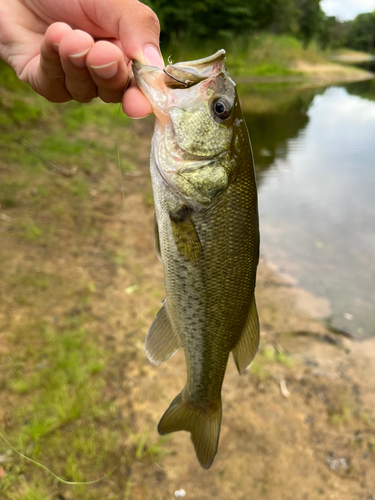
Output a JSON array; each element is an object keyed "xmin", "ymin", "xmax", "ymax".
[{"xmin": 212, "ymin": 97, "xmax": 232, "ymax": 120}]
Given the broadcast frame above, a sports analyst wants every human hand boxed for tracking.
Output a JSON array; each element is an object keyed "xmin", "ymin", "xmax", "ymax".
[{"xmin": 0, "ymin": 0, "xmax": 163, "ymax": 118}]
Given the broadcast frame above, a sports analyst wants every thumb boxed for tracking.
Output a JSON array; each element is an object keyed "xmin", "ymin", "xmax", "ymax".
[
  {"xmin": 118, "ymin": 2, "xmax": 164, "ymax": 68},
  {"xmin": 81, "ymin": 0, "xmax": 164, "ymax": 68}
]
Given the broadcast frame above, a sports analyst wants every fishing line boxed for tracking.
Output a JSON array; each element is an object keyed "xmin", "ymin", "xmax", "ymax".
[
  {"xmin": 0, "ymin": 430, "xmax": 117, "ymax": 485},
  {"xmin": 116, "ymin": 105, "xmax": 142, "ymax": 338}
]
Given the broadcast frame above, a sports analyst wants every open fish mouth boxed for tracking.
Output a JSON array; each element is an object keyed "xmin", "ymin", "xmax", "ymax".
[
  {"xmin": 133, "ymin": 49, "xmax": 226, "ymax": 85},
  {"xmin": 132, "ymin": 50, "xmax": 228, "ymax": 119}
]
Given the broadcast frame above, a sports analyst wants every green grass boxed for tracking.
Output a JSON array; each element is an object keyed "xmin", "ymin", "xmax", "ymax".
[
  {"xmin": 0, "ymin": 308, "xmax": 168, "ymax": 498},
  {"xmin": 62, "ymin": 101, "xmax": 131, "ymax": 131},
  {"xmin": 1, "ymin": 316, "xmax": 109, "ymax": 496}
]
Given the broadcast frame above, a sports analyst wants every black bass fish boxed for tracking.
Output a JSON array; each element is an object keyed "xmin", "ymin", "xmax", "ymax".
[{"xmin": 133, "ymin": 50, "xmax": 259, "ymax": 469}]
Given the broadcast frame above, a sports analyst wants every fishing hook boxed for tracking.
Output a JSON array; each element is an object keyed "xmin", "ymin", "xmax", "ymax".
[{"xmin": 163, "ymin": 69, "xmax": 188, "ymax": 87}]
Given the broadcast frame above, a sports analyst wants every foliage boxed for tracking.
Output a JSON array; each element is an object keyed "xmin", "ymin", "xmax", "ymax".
[
  {"xmin": 346, "ymin": 12, "xmax": 375, "ymax": 52},
  {"xmin": 319, "ymin": 16, "xmax": 351, "ymax": 50},
  {"xmin": 144, "ymin": 0, "xmax": 325, "ymax": 49},
  {"xmin": 142, "ymin": 0, "xmax": 375, "ymax": 54}
]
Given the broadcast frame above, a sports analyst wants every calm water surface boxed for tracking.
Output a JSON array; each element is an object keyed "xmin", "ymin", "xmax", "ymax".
[{"xmin": 242, "ymin": 79, "xmax": 375, "ymax": 338}]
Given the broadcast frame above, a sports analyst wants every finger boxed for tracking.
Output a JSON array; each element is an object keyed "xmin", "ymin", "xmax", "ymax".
[
  {"xmin": 118, "ymin": 2, "xmax": 164, "ymax": 68},
  {"xmin": 35, "ymin": 22, "xmax": 73, "ymax": 102},
  {"xmin": 86, "ymin": 40, "xmax": 129, "ymax": 103},
  {"xmin": 80, "ymin": 0, "xmax": 164, "ymax": 67},
  {"xmin": 122, "ymin": 78, "xmax": 152, "ymax": 118},
  {"xmin": 59, "ymin": 30, "xmax": 97, "ymax": 103}
]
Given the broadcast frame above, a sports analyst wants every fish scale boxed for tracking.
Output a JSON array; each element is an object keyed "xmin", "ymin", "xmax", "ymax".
[{"xmin": 133, "ymin": 50, "xmax": 259, "ymax": 469}]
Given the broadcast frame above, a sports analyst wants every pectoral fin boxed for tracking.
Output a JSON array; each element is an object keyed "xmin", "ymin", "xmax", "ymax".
[
  {"xmin": 232, "ymin": 297, "xmax": 259, "ymax": 374},
  {"xmin": 145, "ymin": 302, "xmax": 181, "ymax": 365},
  {"xmin": 169, "ymin": 211, "xmax": 203, "ymax": 265}
]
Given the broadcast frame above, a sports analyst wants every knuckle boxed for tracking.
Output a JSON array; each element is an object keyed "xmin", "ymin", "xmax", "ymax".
[
  {"xmin": 136, "ymin": 4, "xmax": 160, "ymax": 35},
  {"xmin": 66, "ymin": 83, "xmax": 97, "ymax": 103},
  {"xmin": 41, "ymin": 80, "xmax": 72, "ymax": 102}
]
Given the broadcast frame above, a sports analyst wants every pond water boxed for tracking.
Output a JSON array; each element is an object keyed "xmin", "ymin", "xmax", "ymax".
[{"xmin": 242, "ymin": 79, "xmax": 375, "ymax": 338}]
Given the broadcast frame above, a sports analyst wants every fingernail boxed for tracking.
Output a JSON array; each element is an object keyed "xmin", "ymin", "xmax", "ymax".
[
  {"xmin": 132, "ymin": 114, "xmax": 150, "ymax": 120},
  {"xmin": 68, "ymin": 47, "xmax": 90, "ymax": 68},
  {"xmin": 52, "ymin": 43, "xmax": 59, "ymax": 53},
  {"xmin": 143, "ymin": 45, "xmax": 164, "ymax": 68},
  {"xmin": 90, "ymin": 60, "xmax": 118, "ymax": 79}
]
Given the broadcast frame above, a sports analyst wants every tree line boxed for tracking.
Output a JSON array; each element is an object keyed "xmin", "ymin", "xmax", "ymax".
[{"xmin": 143, "ymin": 0, "xmax": 375, "ymax": 53}]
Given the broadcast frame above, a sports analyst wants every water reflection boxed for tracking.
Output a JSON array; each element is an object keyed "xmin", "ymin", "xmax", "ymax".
[{"xmin": 243, "ymin": 81, "xmax": 375, "ymax": 338}]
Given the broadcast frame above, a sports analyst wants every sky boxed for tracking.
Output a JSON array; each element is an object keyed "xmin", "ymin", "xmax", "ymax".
[{"xmin": 321, "ymin": 0, "xmax": 375, "ymax": 20}]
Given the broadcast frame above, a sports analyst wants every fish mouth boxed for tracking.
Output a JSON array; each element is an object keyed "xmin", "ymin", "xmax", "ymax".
[
  {"xmin": 133, "ymin": 50, "xmax": 227, "ymax": 119},
  {"xmin": 133, "ymin": 49, "xmax": 226, "ymax": 83}
]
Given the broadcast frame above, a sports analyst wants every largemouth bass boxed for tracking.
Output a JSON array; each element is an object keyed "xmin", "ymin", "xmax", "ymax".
[{"xmin": 133, "ymin": 50, "xmax": 259, "ymax": 469}]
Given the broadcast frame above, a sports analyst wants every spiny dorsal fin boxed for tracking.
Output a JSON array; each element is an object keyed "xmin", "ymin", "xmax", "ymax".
[
  {"xmin": 232, "ymin": 296, "xmax": 259, "ymax": 374},
  {"xmin": 158, "ymin": 390, "xmax": 222, "ymax": 470},
  {"xmin": 153, "ymin": 213, "xmax": 162, "ymax": 262},
  {"xmin": 145, "ymin": 302, "xmax": 181, "ymax": 365},
  {"xmin": 169, "ymin": 210, "xmax": 202, "ymax": 266}
]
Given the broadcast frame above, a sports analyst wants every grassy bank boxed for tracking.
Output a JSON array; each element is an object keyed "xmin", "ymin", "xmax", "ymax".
[{"xmin": 164, "ymin": 33, "xmax": 374, "ymax": 83}]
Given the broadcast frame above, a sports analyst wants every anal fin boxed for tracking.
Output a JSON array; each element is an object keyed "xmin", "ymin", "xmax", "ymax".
[
  {"xmin": 232, "ymin": 296, "xmax": 259, "ymax": 374},
  {"xmin": 145, "ymin": 302, "xmax": 180, "ymax": 365}
]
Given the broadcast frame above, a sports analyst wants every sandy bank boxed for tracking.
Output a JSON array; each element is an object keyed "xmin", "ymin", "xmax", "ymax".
[{"xmin": 235, "ymin": 59, "xmax": 374, "ymax": 85}]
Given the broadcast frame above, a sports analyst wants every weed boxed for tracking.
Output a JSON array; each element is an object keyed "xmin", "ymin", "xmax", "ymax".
[
  {"xmin": 68, "ymin": 178, "xmax": 89, "ymax": 199},
  {"xmin": 329, "ymin": 390, "xmax": 355, "ymax": 425},
  {"xmin": 143, "ymin": 188, "xmax": 154, "ymax": 207},
  {"xmin": 119, "ymin": 159, "xmax": 135, "ymax": 172},
  {"xmin": 19, "ymin": 220, "xmax": 42, "ymax": 241},
  {"xmin": 368, "ymin": 437, "xmax": 375, "ymax": 454},
  {"xmin": 6, "ymin": 482, "xmax": 51, "ymax": 500},
  {"xmin": 127, "ymin": 425, "xmax": 170, "ymax": 461},
  {"xmin": 261, "ymin": 344, "xmax": 294, "ymax": 367},
  {"xmin": 0, "ymin": 61, "xmax": 29, "ymax": 93},
  {"xmin": 62, "ymin": 101, "xmax": 131, "ymax": 131},
  {"xmin": 0, "ymin": 181, "xmax": 27, "ymax": 208},
  {"xmin": 250, "ymin": 358, "xmax": 270, "ymax": 380},
  {"xmin": 9, "ymin": 100, "xmax": 42, "ymax": 125}
]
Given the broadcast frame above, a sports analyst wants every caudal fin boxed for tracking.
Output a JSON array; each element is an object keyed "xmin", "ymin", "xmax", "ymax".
[{"xmin": 158, "ymin": 391, "xmax": 222, "ymax": 469}]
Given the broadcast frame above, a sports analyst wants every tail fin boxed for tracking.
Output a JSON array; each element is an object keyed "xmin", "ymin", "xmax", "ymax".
[{"xmin": 158, "ymin": 391, "xmax": 222, "ymax": 469}]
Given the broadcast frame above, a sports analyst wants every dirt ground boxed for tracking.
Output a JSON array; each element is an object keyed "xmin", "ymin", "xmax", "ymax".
[
  {"xmin": 98, "ymin": 181, "xmax": 375, "ymax": 500},
  {"xmin": 0, "ymin": 76, "xmax": 374, "ymax": 499}
]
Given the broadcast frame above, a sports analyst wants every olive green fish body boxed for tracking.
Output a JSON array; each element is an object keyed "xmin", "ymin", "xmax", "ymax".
[{"xmin": 134, "ymin": 51, "xmax": 259, "ymax": 469}]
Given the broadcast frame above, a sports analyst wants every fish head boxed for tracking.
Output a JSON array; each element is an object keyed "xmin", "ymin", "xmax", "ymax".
[{"xmin": 133, "ymin": 50, "xmax": 245, "ymax": 208}]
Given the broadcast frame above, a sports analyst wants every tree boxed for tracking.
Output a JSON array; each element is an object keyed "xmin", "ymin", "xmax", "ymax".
[
  {"xmin": 319, "ymin": 16, "xmax": 351, "ymax": 50},
  {"xmin": 347, "ymin": 12, "xmax": 375, "ymax": 52},
  {"xmin": 295, "ymin": 0, "xmax": 324, "ymax": 47}
]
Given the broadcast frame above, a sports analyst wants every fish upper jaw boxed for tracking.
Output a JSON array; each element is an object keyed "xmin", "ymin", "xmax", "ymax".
[{"xmin": 133, "ymin": 62, "xmax": 171, "ymax": 124}]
